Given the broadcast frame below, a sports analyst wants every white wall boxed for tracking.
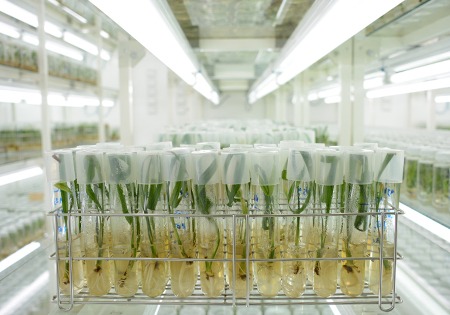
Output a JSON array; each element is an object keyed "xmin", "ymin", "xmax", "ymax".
[
  {"xmin": 365, "ymin": 94, "xmax": 410, "ymax": 129},
  {"xmin": 0, "ymin": 103, "xmax": 41, "ymax": 128},
  {"xmin": 365, "ymin": 90, "xmax": 450, "ymax": 130},
  {"xmin": 131, "ymin": 52, "xmax": 206, "ymax": 145},
  {"xmin": 310, "ymin": 102, "xmax": 339, "ymax": 125},
  {"xmin": 132, "ymin": 52, "xmax": 169, "ymax": 145},
  {"xmin": 201, "ymin": 92, "xmax": 267, "ymax": 121},
  {"xmin": 0, "ymin": 50, "xmax": 121, "ymax": 132}
]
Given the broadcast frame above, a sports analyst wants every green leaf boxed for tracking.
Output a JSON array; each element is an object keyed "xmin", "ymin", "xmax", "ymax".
[
  {"xmin": 169, "ymin": 181, "xmax": 183, "ymax": 210},
  {"xmin": 117, "ymin": 184, "xmax": 133, "ymax": 225},
  {"xmin": 198, "ymin": 158, "xmax": 218, "ymax": 185},
  {"xmin": 194, "ymin": 184, "xmax": 213, "ymax": 215},
  {"xmin": 321, "ymin": 155, "xmax": 338, "ymax": 186},
  {"xmin": 55, "ymin": 182, "xmax": 71, "ymax": 193},
  {"xmin": 293, "ymin": 183, "xmax": 312, "ymax": 214},
  {"xmin": 147, "ymin": 183, "xmax": 163, "ymax": 211},
  {"xmin": 323, "ymin": 185, "xmax": 334, "ymax": 213},
  {"xmin": 281, "ymin": 169, "xmax": 287, "ymax": 181},
  {"xmin": 223, "ymin": 153, "xmax": 245, "ymax": 185},
  {"xmin": 85, "ymin": 155, "xmax": 102, "ymax": 183},
  {"xmin": 299, "ymin": 151, "xmax": 313, "ymax": 179},
  {"xmin": 109, "ymin": 155, "xmax": 132, "ymax": 182},
  {"xmin": 286, "ymin": 181, "xmax": 295, "ymax": 203},
  {"xmin": 376, "ymin": 153, "xmax": 395, "ymax": 181},
  {"xmin": 225, "ymin": 184, "xmax": 241, "ymax": 207},
  {"xmin": 261, "ymin": 184, "xmax": 274, "ymax": 197},
  {"xmin": 354, "ymin": 184, "xmax": 369, "ymax": 231},
  {"xmin": 60, "ymin": 187, "xmax": 69, "ymax": 214},
  {"xmin": 86, "ymin": 184, "xmax": 102, "ymax": 212},
  {"xmin": 255, "ymin": 164, "xmax": 276, "ymax": 188}
]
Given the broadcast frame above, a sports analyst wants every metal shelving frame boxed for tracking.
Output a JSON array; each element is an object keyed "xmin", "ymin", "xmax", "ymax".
[{"xmin": 49, "ymin": 208, "xmax": 403, "ymax": 312}]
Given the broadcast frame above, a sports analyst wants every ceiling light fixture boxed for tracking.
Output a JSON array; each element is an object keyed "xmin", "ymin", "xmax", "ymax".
[
  {"xmin": 390, "ymin": 59, "xmax": 450, "ymax": 84},
  {"xmin": 0, "ymin": 241, "xmax": 41, "ymax": 274},
  {"xmin": 0, "ymin": 0, "xmax": 37, "ymax": 26},
  {"xmin": 21, "ymin": 33, "xmax": 84, "ymax": 61},
  {"xmin": 0, "ymin": 87, "xmax": 41, "ymax": 104},
  {"xmin": 100, "ymin": 49, "xmax": 111, "ymax": 61},
  {"xmin": 401, "ymin": 203, "xmax": 450, "ymax": 243},
  {"xmin": 89, "ymin": 0, "xmax": 219, "ymax": 104},
  {"xmin": 248, "ymin": 0, "xmax": 404, "ymax": 103},
  {"xmin": 324, "ymin": 96, "xmax": 341, "ymax": 104},
  {"xmin": 0, "ymin": 0, "xmax": 62, "ymax": 37},
  {"xmin": 100, "ymin": 30, "xmax": 110, "ymax": 39},
  {"xmin": 22, "ymin": 33, "xmax": 39, "ymax": 46},
  {"xmin": 0, "ymin": 167, "xmax": 43, "ymax": 187},
  {"xmin": 317, "ymin": 86, "xmax": 340, "ymax": 99},
  {"xmin": 435, "ymin": 95, "xmax": 450, "ymax": 103},
  {"xmin": 0, "ymin": 20, "xmax": 21, "ymax": 38},
  {"xmin": 61, "ymin": 6, "xmax": 88, "ymax": 24},
  {"xmin": 364, "ymin": 77, "xmax": 384, "ymax": 89},
  {"xmin": 63, "ymin": 31, "xmax": 98, "ymax": 55},
  {"xmin": 46, "ymin": 41, "xmax": 84, "ymax": 61},
  {"xmin": 393, "ymin": 51, "xmax": 450, "ymax": 72},
  {"xmin": 366, "ymin": 77, "xmax": 450, "ymax": 99},
  {"xmin": 0, "ymin": 271, "xmax": 49, "ymax": 315},
  {"xmin": 193, "ymin": 72, "xmax": 219, "ymax": 105},
  {"xmin": 47, "ymin": 0, "xmax": 60, "ymax": 6},
  {"xmin": 0, "ymin": 1, "xmax": 110, "ymax": 61},
  {"xmin": 0, "ymin": 86, "xmax": 114, "ymax": 107},
  {"xmin": 44, "ymin": 21, "xmax": 63, "ymax": 38},
  {"xmin": 248, "ymin": 72, "xmax": 279, "ymax": 104},
  {"xmin": 307, "ymin": 93, "xmax": 319, "ymax": 101}
]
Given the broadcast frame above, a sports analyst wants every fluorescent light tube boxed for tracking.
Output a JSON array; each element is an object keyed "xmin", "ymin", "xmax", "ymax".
[
  {"xmin": 277, "ymin": 0, "xmax": 404, "ymax": 85},
  {"xmin": 193, "ymin": 73, "xmax": 219, "ymax": 105},
  {"xmin": 22, "ymin": 33, "xmax": 39, "ymax": 46},
  {"xmin": 0, "ymin": 0, "xmax": 80, "ymax": 42},
  {"xmin": 0, "ymin": 241, "xmax": 41, "ymax": 273},
  {"xmin": 364, "ymin": 77, "xmax": 384, "ymax": 89},
  {"xmin": 100, "ymin": 49, "xmax": 111, "ymax": 61},
  {"xmin": 67, "ymin": 95, "xmax": 99, "ymax": 107},
  {"xmin": 317, "ymin": 86, "xmax": 340, "ymax": 99},
  {"xmin": 0, "ymin": 166, "xmax": 43, "ymax": 186},
  {"xmin": 100, "ymin": 30, "xmax": 110, "ymax": 39},
  {"xmin": 394, "ymin": 51, "xmax": 450, "ymax": 72},
  {"xmin": 435, "ymin": 95, "xmax": 450, "ymax": 103},
  {"xmin": 21, "ymin": 33, "xmax": 84, "ymax": 61},
  {"xmin": 0, "ymin": 271, "xmax": 49, "ymax": 315},
  {"xmin": 89, "ymin": 0, "xmax": 219, "ymax": 103},
  {"xmin": 63, "ymin": 31, "xmax": 98, "ymax": 55},
  {"xmin": 65, "ymin": 95, "xmax": 114, "ymax": 107},
  {"xmin": 0, "ymin": 86, "xmax": 113, "ymax": 108},
  {"xmin": 47, "ymin": 93, "xmax": 86, "ymax": 107},
  {"xmin": 102, "ymin": 99, "xmax": 114, "ymax": 107},
  {"xmin": 46, "ymin": 40, "xmax": 84, "ymax": 61},
  {"xmin": 249, "ymin": 0, "xmax": 404, "ymax": 102},
  {"xmin": 62, "ymin": 6, "xmax": 87, "ymax": 24},
  {"xmin": 0, "ymin": 0, "xmax": 38, "ymax": 27},
  {"xmin": 44, "ymin": 21, "xmax": 63, "ymax": 38},
  {"xmin": 0, "ymin": 88, "xmax": 41, "ymax": 105},
  {"xmin": 366, "ymin": 77, "xmax": 450, "ymax": 98},
  {"xmin": 328, "ymin": 303, "xmax": 342, "ymax": 315},
  {"xmin": 390, "ymin": 59, "xmax": 450, "ymax": 83},
  {"xmin": 248, "ymin": 72, "xmax": 279, "ymax": 104},
  {"xmin": 308, "ymin": 93, "xmax": 319, "ymax": 101},
  {"xmin": 401, "ymin": 203, "xmax": 450, "ymax": 243},
  {"xmin": 47, "ymin": 0, "xmax": 60, "ymax": 6},
  {"xmin": 324, "ymin": 96, "xmax": 341, "ymax": 104},
  {"xmin": 0, "ymin": 21, "xmax": 20, "ymax": 38}
]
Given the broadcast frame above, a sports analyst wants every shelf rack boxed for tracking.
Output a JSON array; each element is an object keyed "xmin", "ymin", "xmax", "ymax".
[{"xmin": 49, "ymin": 208, "xmax": 403, "ymax": 312}]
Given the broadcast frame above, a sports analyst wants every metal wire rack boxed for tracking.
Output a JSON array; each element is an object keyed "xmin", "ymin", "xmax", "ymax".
[{"xmin": 49, "ymin": 207, "xmax": 403, "ymax": 312}]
